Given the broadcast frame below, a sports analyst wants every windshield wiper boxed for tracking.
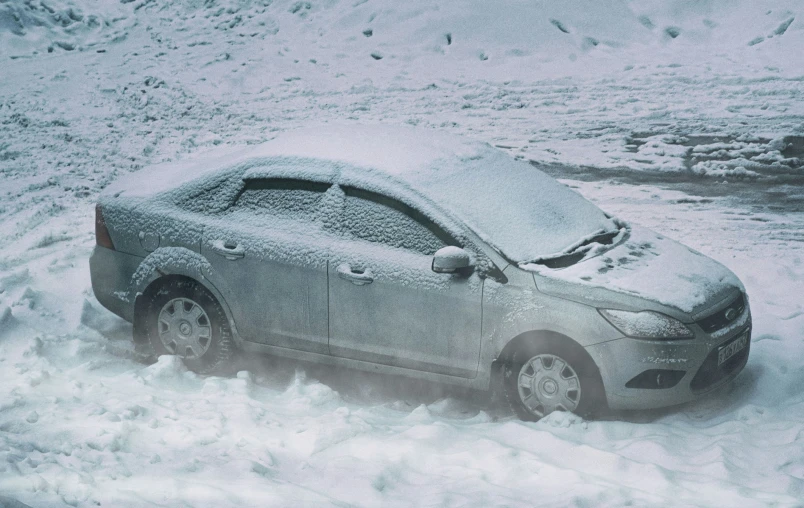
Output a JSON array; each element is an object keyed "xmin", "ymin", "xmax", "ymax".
[
  {"xmin": 528, "ymin": 229, "xmax": 622, "ymax": 269},
  {"xmin": 574, "ymin": 230, "xmax": 620, "ymax": 250}
]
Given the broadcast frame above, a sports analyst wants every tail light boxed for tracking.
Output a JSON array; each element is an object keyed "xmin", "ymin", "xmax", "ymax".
[{"xmin": 95, "ymin": 204, "xmax": 115, "ymax": 250}]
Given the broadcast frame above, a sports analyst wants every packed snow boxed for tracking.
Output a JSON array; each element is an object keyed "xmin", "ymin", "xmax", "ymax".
[{"xmin": 2, "ymin": 0, "xmax": 804, "ymax": 506}]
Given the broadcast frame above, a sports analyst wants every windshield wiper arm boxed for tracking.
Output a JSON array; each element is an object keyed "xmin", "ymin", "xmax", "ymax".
[
  {"xmin": 572, "ymin": 230, "xmax": 620, "ymax": 252},
  {"xmin": 528, "ymin": 229, "xmax": 622, "ymax": 268}
]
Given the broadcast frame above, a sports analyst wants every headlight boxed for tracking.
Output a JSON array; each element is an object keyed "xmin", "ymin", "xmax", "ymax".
[{"xmin": 598, "ymin": 309, "xmax": 694, "ymax": 339}]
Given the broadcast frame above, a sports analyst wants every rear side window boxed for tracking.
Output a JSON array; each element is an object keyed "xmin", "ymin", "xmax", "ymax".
[
  {"xmin": 233, "ymin": 179, "xmax": 330, "ymax": 220},
  {"xmin": 177, "ymin": 171, "xmax": 244, "ymax": 214},
  {"xmin": 336, "ymin": 187, "xmax": 452, "ymax": 255}
]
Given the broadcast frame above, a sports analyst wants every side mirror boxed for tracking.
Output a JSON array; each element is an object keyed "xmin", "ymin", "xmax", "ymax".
[{"xmin": 432, "ymin": 246, "xmax": 473, "ymax": 274}]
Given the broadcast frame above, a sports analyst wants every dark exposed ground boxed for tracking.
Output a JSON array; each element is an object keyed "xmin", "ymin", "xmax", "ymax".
[{"xmin": 539, "ymin": 161, "xmax": 804, "ymax": 215}]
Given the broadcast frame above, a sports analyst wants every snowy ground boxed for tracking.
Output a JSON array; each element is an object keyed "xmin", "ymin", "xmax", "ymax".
[{"xmin": 2, "ymin": 0, "xmax": 804, "ymax": 506}]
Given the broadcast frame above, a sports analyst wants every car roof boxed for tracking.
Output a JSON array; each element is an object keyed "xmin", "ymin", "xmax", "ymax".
[
  {"xmin": 103, "ymin": 125, "xmax": 485, "ymax": 200},
  {"xmin": 242, "ymin": 125, "xmax": 491, "ymax": 182}
]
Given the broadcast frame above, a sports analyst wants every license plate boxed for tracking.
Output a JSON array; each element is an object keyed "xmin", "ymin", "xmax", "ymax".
[{"xmin": 717, "ymin": 333, "xmax": 748, "ymax": 366}]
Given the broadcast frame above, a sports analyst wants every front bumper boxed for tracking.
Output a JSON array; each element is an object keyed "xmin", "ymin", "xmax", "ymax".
[{"xmin": 586, "ymin": 308, "xmax": 751, "ymax": 411}]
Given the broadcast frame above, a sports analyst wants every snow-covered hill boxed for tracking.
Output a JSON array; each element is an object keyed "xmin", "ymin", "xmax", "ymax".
[
  {"xmin": 4, "ymin": 0, "xmax": 803, "ymax": 78},
  {"xmin": 1, "ymin": 1, "xmax": 804, "ymax": 506}
]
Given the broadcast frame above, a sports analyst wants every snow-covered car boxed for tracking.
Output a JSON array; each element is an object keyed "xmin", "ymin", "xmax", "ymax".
[{"xmin": 90, "ymin": 126, "xmax": 751, "ymax": 421}]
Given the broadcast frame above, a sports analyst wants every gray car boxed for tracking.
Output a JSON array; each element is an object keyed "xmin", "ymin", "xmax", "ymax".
[{"xmin": 90, "ymin": 126, "xmax": 751, "ymax": 421}]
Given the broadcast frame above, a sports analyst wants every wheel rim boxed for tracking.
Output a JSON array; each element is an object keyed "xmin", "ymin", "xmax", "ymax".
[
  {"xmin": 517, "ymin": 354, "xmax": 581, "ymax": 418},
  {"xmin": 157, "ymin": 297, "xmax": 212, "ymax": 359}
]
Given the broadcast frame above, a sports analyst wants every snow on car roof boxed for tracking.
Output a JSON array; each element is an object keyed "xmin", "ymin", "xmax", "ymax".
[
  {"xmin": 103, "ymin": 144, "xmax": 256, "ymax": 198},
  {"xmin": 247, "ymin": 125, "xmax": 620, "ymax": 263},
  {"xmin": 244, "ymin": 125, "xmax": 487, "ymax": 178}
]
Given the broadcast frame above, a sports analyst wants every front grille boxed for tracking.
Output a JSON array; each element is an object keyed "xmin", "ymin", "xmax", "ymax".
[
  {"xmin": 696, "ymin": 293, "xmax": 746, "ymax": 333},
  {"xmin": 690, "ymin": 328, "xmax": 750, "ymax": 392}
]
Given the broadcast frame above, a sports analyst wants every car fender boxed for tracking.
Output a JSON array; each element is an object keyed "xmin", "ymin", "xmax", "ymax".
[
  {"xmin": 484, "ymin": 283, "xmax": 622, "ymax": 361},
  {"xmin": 128, "ymin": 246, "xmax": 240, "ymax": 338}
]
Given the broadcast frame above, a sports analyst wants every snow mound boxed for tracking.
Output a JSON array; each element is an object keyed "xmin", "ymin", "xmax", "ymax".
[
  {"xmin": 282, "ymin": 370, "xmax": 343, "ymax": 408},
  {"xmin": 79, "ymin": 297, "xmax": 123, "ymax": 336},
  {"xmin": 140, "ymin": 354, "xmax": 198, "ymax": 387}
]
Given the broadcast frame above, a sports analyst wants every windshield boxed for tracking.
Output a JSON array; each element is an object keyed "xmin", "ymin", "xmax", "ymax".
[{"xmin": 416, "ymin": 153, "xmax": 620, "ymax": 263}]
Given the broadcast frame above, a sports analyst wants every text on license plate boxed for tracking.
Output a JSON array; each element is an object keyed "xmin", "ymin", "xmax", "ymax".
[{"xmin": 717, "ymin": 333, "xmax": 748, "ymax": 366}]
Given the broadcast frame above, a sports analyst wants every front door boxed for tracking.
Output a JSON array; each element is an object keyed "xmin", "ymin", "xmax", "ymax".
[{"xmin": 327, "ymin": 186, "xmax": 483, "ymax": 378}]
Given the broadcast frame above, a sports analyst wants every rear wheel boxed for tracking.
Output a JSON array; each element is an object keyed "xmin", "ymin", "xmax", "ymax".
[
  {"xmin": 140, "ymin": 277, "xmax": 234, "ymax": 374},
  {"xmin": 503, "ymin": 340, "xmax": 604, "ymax": 421}
]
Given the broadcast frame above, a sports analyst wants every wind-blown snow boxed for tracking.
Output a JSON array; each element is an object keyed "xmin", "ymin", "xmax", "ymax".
[{"xmin": 2, "ymin": 0, "xmax": 804, "ymax": 506}]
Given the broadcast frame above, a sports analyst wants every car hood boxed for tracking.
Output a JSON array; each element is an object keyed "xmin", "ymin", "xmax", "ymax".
[{"xmin": 526, "ymin": 226, "xmax": 744, "ymax": 318}]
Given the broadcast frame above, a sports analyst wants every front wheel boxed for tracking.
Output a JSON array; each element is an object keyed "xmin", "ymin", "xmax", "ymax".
[
  {"xmin": 140, "ymin": 277, "xmax": 235, "ymax": 374},
  {"xmin": 503, "ymin": 341, "xmax": 604, "ymax": 421}
]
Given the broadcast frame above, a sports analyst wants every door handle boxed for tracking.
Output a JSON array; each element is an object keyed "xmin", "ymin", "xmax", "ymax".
[
  {"xmin": 336, "ymin": 263, "xmax": 374, "ymax": 286},
  {"xmin": 210, "ymin": 239, "xmax": 245, "ymax": 260}
]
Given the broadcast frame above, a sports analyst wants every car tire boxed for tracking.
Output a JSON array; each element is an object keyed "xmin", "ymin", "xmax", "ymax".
[
  {"xmin": 503, "ymin": 339, "xmax": 605, "ymax": 422},
  {"xmin": 140, "ymin": 277, "xmax": 235, "ymax": 375}
]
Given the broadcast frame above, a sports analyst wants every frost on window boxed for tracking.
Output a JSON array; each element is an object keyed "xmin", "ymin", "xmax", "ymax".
[
  {"xmin": 175, "ymin": 170, "xmax": 244, "ymax": 215},
  {"xmin": 232, "ymin": 179, "xmax": 330, "ymax": 221},
  {"xmin": 335, "ymin": 187, "xmax": 449, "ymax": 255}
]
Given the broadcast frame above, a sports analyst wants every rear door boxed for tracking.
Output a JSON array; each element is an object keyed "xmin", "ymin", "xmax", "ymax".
[
  {"xmin": 201, "ymin": 178, "xmax": 331, "ymax": 354},
  {"xmin": 326, "ymin": 186, "xmax": 483, "ymax": 378}
]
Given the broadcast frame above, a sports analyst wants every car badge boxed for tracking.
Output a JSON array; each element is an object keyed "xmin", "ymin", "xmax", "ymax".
[{"xmin": 724, "ymin": 308, "xmax": 738, "ymax": 321}]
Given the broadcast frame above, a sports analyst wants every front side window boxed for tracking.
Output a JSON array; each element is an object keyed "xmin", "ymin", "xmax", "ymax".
[{"xmin": 335, "ymin": 187, "xmax": 452, "ymax": 255}]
